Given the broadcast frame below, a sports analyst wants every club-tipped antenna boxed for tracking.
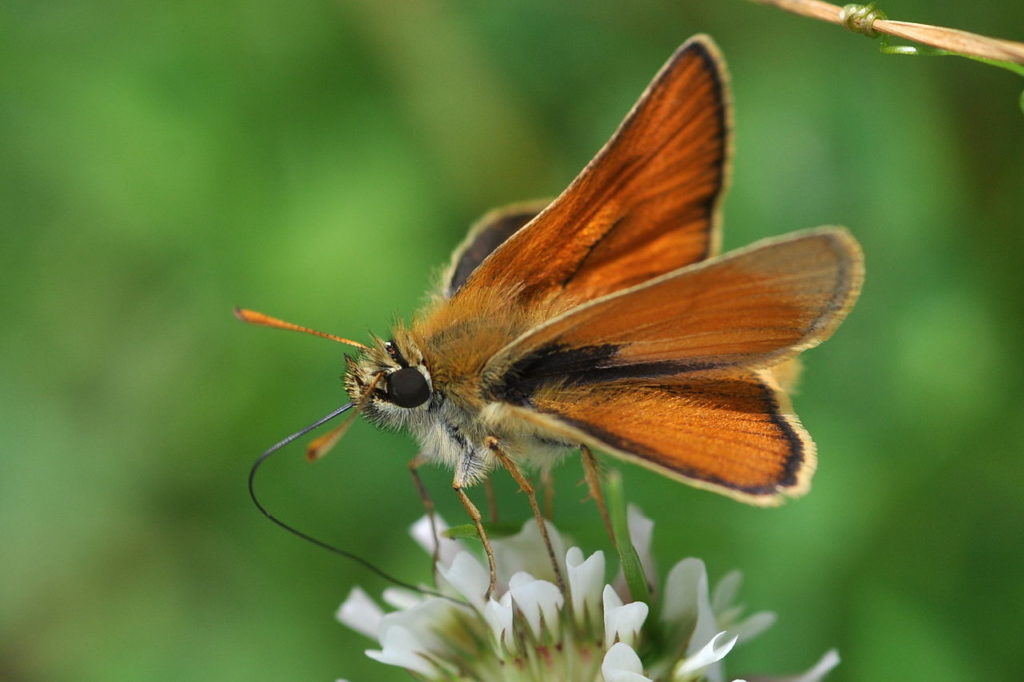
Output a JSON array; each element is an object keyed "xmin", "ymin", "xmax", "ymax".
[
  {"xmin": 248, "ymin": 403, "xmax": 461, "ymax": 603},
  {"xmin": 235, "ymin": 308, "xmax": 369, "ymax": 351}
]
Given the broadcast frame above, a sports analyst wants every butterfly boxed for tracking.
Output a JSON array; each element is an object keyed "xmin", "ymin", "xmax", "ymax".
[{"xmin": 238, "ymin": 35, "xmax": 863, "ymax": 591}]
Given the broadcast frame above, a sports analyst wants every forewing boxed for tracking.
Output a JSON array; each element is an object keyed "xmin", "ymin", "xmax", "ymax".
[
  {"xmin": 506, "ymin": 372, "xmax": 814, "ymax": 504},
  {"xmin": 442, "ymin": 200, "xmax": 549, "ymax": 298},
  {"xmin": 485, "ymin": 228, "xmax": 862, "ymax": 404},
  {"xmin": 458, "ymin": 36, "xmax": 730, "ymax": 305}
]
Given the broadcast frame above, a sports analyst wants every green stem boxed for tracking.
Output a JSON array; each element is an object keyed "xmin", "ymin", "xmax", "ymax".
[
  {"xmin": 606, "ymin": 470, "xmax": 651, "ymax": 607},
  {"xmin": 879, "ymin": 38, "xmax": 1024, "ymax": 113},
  {"xmin": 881, "ymin": 42, "xmax": 1024, "ymax": 77},
  {"xmin": 606, "ymin": 470, "xmax": 669, "ymax": 660}
]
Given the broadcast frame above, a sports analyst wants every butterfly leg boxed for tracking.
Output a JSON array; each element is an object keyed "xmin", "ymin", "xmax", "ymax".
[
  {"xmin": 408, "ymin": 452, "xmax": 440, "ymax": 575},
  {"xmin": 540, "ymin": 467, "xmax": 555, "ymax": 520},
  {"xmin": 581, "ymin": 445, "xmax": 615, "ymax": 544},
  {"xmin": 484, "ymin": 477, "xmax": 499, "ymax": 524},
  {"xmin": 453, "ymin": 482, "xmax": 498, "ymax": 597},
  {"xmin": 486, "ymin": 437, "xmax": 566, "ymax": 592}
]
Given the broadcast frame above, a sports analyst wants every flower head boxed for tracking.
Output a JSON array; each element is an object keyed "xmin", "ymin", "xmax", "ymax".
[{"xmin": 337, "ymin": 508, "xmax": 838, "ymax": 681}]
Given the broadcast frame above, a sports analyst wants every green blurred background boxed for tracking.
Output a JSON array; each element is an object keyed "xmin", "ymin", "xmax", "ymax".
[{"xmin": 3, "ymin": 1, "xmax": 1023, "ymax": 680}]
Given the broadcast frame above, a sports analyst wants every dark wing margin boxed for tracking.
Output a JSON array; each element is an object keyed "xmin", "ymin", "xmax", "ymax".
[
  {"xmin": 504, "ymin": 371, "xmax": 816, "ymax": 504},
  {"xmin": 455, "ymin": 36, "xmax": 731, "ymax": 306},
  {"xmin": 442, "ymin": 200, "xmax": 549, "ymax": 298}
]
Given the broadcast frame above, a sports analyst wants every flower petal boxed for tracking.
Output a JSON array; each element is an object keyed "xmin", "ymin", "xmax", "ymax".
[
  {"xmin": 381, "ymin": 587, "xmax": 422, "ymax": 611},
  {"xmin": 673, "ymin": 630, "xmax": 738, "ymax": 681},
  {"xmin": 336, "ymin": 587, "xmax": 384, "ymax": 639},
  {"xmin": 365, "ymin": 624, "xmax": 439, "ymax": 678},
  {"xmin": 409, "ymin": 515, "xmax": 464, "ymax": 569},
  {"xmin": 793, "ymin": 650, "xmax": 841, "ymax": 682},
  {"xmin": 742, "ymin": 649, "xmax": 841, "ymax": 682},
  {"xmin": 711, "ymin": 570, "xmax": 742, "ymax": 614},
  {"xmin": 602, "ymin": 584, "xmax": 649, "ymax": 649},
  {"xmin": 508, "ymin": 571, "xmax": 564, "ymax": 640},
  {"xmin": 601, "ymin": 642, "xmax": 653, "ymax": 682},
  {"xmin": 492, "ymin": 520, "xmax": 566, "ymax": 585},
  {"xmin": 566, "ymin": 547, "xmax": 606, "ymax": 629},
  {"xmin": 376, "ymin": 597, "xmax": 466, "ymax": 654},
  {"xmin": 437, "ymin": 551, "xmax": 490, "ymax": 609},
  {"xmin": 482, "ymin": 594, "xmax": 516, "ymax": 653},
  {"xmin": 662, "ymin": 558, "xmax": 717, "ymax": 655},
  {"xmin": 727, "ymin": 610, "xmax": 777, "ymax": 644},
  {"xmin": 627, "ymin": 505, "xmax": 656, "ymax": 583}
]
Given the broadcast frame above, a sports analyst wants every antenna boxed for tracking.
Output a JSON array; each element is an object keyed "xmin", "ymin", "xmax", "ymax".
[{"xmin": 234, "ymin": 308, "xmax": 369, "ymax": 350}]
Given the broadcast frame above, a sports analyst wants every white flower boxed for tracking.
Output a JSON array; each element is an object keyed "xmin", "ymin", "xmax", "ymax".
[
  {"xmin": 437, "ymin": 551, "xmax": 490, "ymax": 609},
  {"xmin": 662, "ymin": 558, "xmax": 718, "ymax": 653},
  {"xmin": 566, "ymin": 546, "xmax": 605, "ymax": 629},
  {"xmin": 508, "ymin": 571, "xmax": 564, "ymax": 640},
  {"xmin": 602, "ymin": 584, "xmax": 648, "ymax": 649},
  {"xmin": 482, "ymin": 593, "xmax": 516, "ymax": 653},
  {"xmin": 335, "ymin": 586, "xmax": 383, "ymax": 639},
  {"xmin": 627, "ymin": 504, "xmax": 656, "ymax": 584},
  {"xmin": 613, "ymin": 505, "xmax": 656, "ymax": 596},
  {"xmin": 491, "ymin": 518, "xmax": 566, "ymax": 586},
  {"xmin": 657, "ymin": 557, "xmax": 777, "ymax": 682},
  {"xmin": 602, "ymin": 642, "xmax": 653, "ymax": 682},
  {"xmin": 410, "ymin": 515, "xmax": 464, "ymax": 568},
  {"xmin": 336, "ymin": 509, "xmax": 838, "ymax": 682},
  {"xmin": 740, "ymin": 649, "xmax": 841, "ymax": 682},
  {"xmin": 672, "ymin": 631, "xmax": 737, "ymax": 681},
  {"xmin": 712, "ymin": 570, "xmax": 777, "ymax": 643},
  {"xmin": 365, "ymin": 624, "xmax": 438, "ymax": 677}
]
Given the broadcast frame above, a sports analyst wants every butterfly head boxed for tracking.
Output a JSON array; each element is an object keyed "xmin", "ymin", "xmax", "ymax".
[{"xmin": 344, "ymin": 332, "xmax": 434, "ymax": 427}]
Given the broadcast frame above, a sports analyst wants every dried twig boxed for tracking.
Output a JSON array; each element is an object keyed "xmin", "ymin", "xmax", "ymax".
[{"xmin": 750, "ymin": 0, "xmax": 1024, "ymax": 66}]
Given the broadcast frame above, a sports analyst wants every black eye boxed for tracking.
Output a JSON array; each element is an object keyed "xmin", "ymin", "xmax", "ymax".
[{"xmin": 386, "ymin": 367, "xmax": 430, "ymax": 408}]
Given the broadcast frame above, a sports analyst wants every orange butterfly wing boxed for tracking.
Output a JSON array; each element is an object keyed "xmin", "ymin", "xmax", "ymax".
[
  {"xmin": 486, "ymin": 229, "xmax": 862, "ymax": 396},
  {"xmin": 456, "ymin": 36, "xmax": 729, "ymax": 306},
  {"xmin": 483, "ymin": 229, "xmax": 863, "ymax": 503},
  {"xmin": 507, "ymin": 373, "xmax": 812, "ymax": 504},
  {"xmin": 442, "ymin": 200, "xmax": 549, "ymax": 298}
]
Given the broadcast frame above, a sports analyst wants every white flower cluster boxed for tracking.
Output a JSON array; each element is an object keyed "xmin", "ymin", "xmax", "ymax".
[{"xmin": 337, "ymin": 508, "xmax": 837, "ymax": 682}]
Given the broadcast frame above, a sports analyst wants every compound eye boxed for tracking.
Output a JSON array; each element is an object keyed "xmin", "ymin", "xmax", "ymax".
[{"xmin": 386, "ymin": 367, "xmax": 430, "ymax": 408}]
